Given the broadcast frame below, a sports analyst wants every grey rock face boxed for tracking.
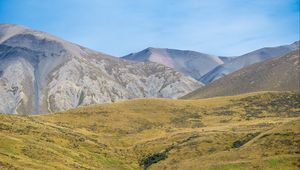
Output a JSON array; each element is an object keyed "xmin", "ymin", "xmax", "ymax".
[
  {"xmin": 200, "ymin": 41, "xmax": 300, "ymax": 84},
  {"xmin": 0, "ymin": 24, "xmax": 201, "ymax": 114},
  {"xmin": 123, "ymin": 47, "xmax": 225, "ymax": 82}
]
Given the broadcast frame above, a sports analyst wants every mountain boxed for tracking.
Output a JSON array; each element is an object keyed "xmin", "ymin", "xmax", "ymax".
[
  {"xmin": 182, "ymin": 50, "xmax": 300, "ymax": 99},
  {"xmin": 123, "ymin": 47, "xmax": 227, "ymax": 81},
  {"xmin": 0, "ymin": 91, "xmax": 299, "ymax": 169},
  {"xmin": 200, "ymin": 41, "xmax": 300, "ymax": 84},
  {"xmin": 0, "ymin": 24, "xmax": 201, "ymax": 114},
  {"xmin": 122, "ymin": 42, "xmax": 299, "ymax": 85}
]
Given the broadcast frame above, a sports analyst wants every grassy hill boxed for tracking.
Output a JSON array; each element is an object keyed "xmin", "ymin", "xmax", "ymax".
[
  {"xmin": 183, "ymin": 50, "xmax": 300, "ymax": 99},
  {"xmin": 0, "ymin": 91, "xmax": 299, "ymax": 169}
]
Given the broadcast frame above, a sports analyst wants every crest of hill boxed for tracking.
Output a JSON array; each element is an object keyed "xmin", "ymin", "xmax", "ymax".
[{"xmin": 0, "ymin": 91, "xmax": 299, "ymax": 169}]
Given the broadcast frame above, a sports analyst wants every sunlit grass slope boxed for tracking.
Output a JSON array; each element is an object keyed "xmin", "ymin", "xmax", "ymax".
[{"xmin": 0, "ymin": 91, "xmax": 299, "ymax": 169}]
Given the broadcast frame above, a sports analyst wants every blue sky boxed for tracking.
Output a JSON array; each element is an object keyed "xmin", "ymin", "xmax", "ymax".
[{"xmin": 0, "ymin": 0, "xmax": 299, "ymax": 57}]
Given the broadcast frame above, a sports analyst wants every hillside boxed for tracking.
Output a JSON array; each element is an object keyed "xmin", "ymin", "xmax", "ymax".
[
  {"xmin": 0, "ymin": 24, "xmax": 201, "ymax": 114},
  {"xmin": 200, "ymin": 41, "xmax": 299, "ymax": 84},
  {"xmin": 183, "ymin": 50, "xmax": 300, "ymax": 99},
  {"xmin": 123, "ymin": 47, "xmax": 225, "ymax": 81},
  {"xmin": 0, "ymin": 91, "xmax": 299, "ymax": 169}
]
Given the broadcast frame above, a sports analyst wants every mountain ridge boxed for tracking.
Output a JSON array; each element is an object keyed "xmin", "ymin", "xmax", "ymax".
[
  {"xmin": 0, "ymin": 24, "xmax": 201, "ymax": 114},
  {"xmin": 200, "ymin": 41, "xmax": 300, "ymax": 84},
  {"xmin": 123, "ymin": 47, "xmax": 226, "ymax": 81},
  {"xmin": 122, "ymin": 41, "xmax": 299, "ymax": 85},
  {"xmin": 182, "ymin": 50, "xmax": 300, "ymax": 99}
]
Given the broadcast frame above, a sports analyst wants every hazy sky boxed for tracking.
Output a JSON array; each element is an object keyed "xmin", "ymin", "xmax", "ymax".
[{"xmin": 0, "ymin": 0, "xmax": 299, "ymax": 57}]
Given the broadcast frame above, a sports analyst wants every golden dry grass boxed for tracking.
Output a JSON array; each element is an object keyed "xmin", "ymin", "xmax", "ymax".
[{"xmin": 0, "ymin": 91, "xmax": 299, "ymax": 169}]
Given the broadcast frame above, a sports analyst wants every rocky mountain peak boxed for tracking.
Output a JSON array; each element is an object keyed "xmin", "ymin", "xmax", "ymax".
[{"xmin": 0, "ymin": 25, "xmax": 201, "ymax": 114}]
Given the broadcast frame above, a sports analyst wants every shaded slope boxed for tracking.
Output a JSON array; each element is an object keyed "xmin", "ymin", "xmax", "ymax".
[
  {"xmin": 201, "ymin": 41, "xmax": 299, "ymax": 84},
  {"xmin": 0, "ymin": 92, "xmax": 299, "ymax": 169},
  {"xmin": 183, "ymin": 50, "xmax": 300, "ymax": 99}
]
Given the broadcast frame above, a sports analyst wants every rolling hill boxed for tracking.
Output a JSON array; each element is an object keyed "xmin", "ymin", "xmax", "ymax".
[
  {"xmin": 0, "ymin": 91, "xmax": 299, "ymax": 169},
  {"xmin": 0, "ymin": 24, "xmax": 201, "ymax": 114},
  {"xmin": 183, "ymin": 50, "xmax": 300, "ymax": 99}
]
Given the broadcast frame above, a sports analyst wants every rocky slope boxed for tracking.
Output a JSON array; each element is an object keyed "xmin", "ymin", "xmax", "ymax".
[
  {"xmin": 0, "ymin": 24, "xmax": 201, "ymax": 114},
  {"xmin": 123, "ymin": 47, "xmax": 227, "ymax": 81},
  {"xmin": 182, "ymin": 50, "xmax": 300, "ymax": 99},
  {"xmin": 200, "ymin": 41, "xmax": 300, "ymax": 84}
]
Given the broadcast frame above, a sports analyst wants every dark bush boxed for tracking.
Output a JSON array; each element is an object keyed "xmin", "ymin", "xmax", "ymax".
[
  {"xmin": 141, "ymin": 152, "xmax": 167, "ymax": 169},
  {"xmin": 232, "ymin": 140, "xmax": 243, "ymax": 148}
]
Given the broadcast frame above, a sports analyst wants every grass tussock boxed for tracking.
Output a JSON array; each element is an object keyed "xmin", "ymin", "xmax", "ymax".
[{"xmin": 0, "ymin": 91, "xmax": 299, "ymax": 169}]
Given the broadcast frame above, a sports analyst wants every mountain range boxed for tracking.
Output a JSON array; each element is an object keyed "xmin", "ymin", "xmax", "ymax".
[
  {"xmin": 0, "ymin": 24, "xmax": 299, "ymax": 170},
  {"xmin": 123, "ymin": 41, "xmax": 299, "ymax": 84},
  {"xmin": 200, "ymin": 41, "xmax": 300, "ymax": 84},
  {"xmin": 0, "ymin": 24, "xmax": 299, "ymax": 115},
  {"xmin": 0, "ymin": 24, "xmax": 201, "ymax": 114},
  {"xmin": 182, "ymin": 50, "xmax": 300, "ymax": 99}
]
